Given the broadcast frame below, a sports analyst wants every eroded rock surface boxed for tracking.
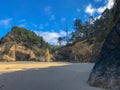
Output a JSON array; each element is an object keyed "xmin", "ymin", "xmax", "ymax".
[
  {"xmin": 0, "ymin": 43, "xmax": 36, "ymax": 61},
  {"xmin": 88, "ymin": 18, "xmax": 120, "ymax": 90}
]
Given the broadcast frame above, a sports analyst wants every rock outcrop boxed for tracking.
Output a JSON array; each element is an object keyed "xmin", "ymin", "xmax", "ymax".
[
  {"xmin": 88, "ymin": 18, "xmax": 120, "ymax": 90},
  {"xmin": 88, "ymin": 0, "xmax": 120, "ymax": 89},
  {"xmin": 54, "ymin": 47, "xmax": 72, "ymax": 61},
  {"xmin": 0, "ymin": 26, "xmax": 52, "ymax": 62},
  {"xmin": 54, "ymin": 40, "xmax": 94, "ymax": 62},
  {"xmin": 45, "ymin": 48, "xmax": 53, "ymax": 62},
  {"xmin": 0, "ymin": 42, "xmax": 36, "ymax": 61}
]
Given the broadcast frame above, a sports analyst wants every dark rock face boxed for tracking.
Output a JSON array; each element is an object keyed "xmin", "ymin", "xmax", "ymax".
[
  {"xmin": 54, "ymin": 40, "xmax": 94, "ymax": 62},
  {"xmin": 54, "ymin": 47, "xmax": 72, "ymax": 62},
  {"xmin": 88, "ymin": 18, "xmax": 120, "ymax": 90}
]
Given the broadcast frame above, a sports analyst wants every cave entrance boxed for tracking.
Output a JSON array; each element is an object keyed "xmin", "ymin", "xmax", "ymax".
[{"xmin": 15, "ymin": 51, "xmax": 30, "ymax": 61}]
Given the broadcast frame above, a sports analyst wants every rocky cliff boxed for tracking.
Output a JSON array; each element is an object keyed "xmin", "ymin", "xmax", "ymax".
[
  {"xmin": 88, "ymin": 0, "xmax": 120, "ymax": 89},
  {"xmin": 54, "ymin": 39, "xmax": 94, "ymax": 62},
  {"xmin": 0, "ymin": 43, "xmax": 36, "ymax": 61},
  {"xmin": 0, "ymin": 26, "xmax": 52, "ymax": 62},
  {"xmin": 88, "ymin": 17, "xmax": 120, "ymax": 90}
]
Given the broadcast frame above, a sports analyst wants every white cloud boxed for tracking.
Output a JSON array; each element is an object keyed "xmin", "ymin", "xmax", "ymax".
[
  {"xmin": 85, "ymin": 4, "xmax": 96, "ymax": 15},
  {"xmin": 18, "ymin": 22, "xmax": 38, "ymax": 28},
  {"xmin": 59, "ymin": 30, "xmax": 66, "ymax": 36},
  {"xmin": 32, "ymin": 23, "xmax": 38, "ymax": 28},
  {"xmin": 44, "ymin": 6, "xmax": 52, "ymax": 15},
  {"xmin": 18, "ymin": 19, "xmax": 27, "ymax": 28},
  {"xmin": 96, "ymin": 0, "xmax": 114, "ymax": 13},
  {"xmin": 107, "ymin": 0, "xmax": 114, "ymax": 9},
  {"xmin": 73, "ymin": 17, "xmax": 77, "ymax": 21},
  {"xmin": 0, "ymin": 18, "xmax": 12, "ymax": 28},
  {"xmin": 96, "ymin": 6, "xmax": 106, "ymax": 13},
  {"xmin": 18, "ymin": 23, "xmax": 26, "ymax": 27},
  {"xmin": 35, "ymin": 30, "xmax": 66, "ymax": 45},
  {"xmin": 44, "ymin": 6, "xmax": 56, "ymax": 21},
  {"xmin": 61, "ymin": 17, "xmax": 66, "ymax": 22},
  {"xmin": 77, "ymin": 8, "xmax": 81, "ymax": 12},
  {"xmin": 95, "ymin": 15, "xmax": 102, "ymax": 20},
  {"xmin": 85, "ymin": 0, "xmax": 115, "ymax": 15},
  {"xmin": 94, "ymin": 0, "xmax": 102, "ymax": 2},
  {"xmin": 50, "ymin": 14, "xmax": 55, "ymax": 20}
]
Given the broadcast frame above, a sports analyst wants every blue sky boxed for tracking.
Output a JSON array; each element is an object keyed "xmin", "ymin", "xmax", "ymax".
[{"xmin": 0, "ymin": 0, "xmax": 114, "ymax": 45}]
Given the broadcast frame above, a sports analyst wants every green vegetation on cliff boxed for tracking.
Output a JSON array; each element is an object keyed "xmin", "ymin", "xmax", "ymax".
[
  {"xmin": 54, "ymin": 0, "xmax": 119, "ymax": 63},
  {"xmin": 0, "ymin": 26, "xmax": 53, "ymax": 62},
  {"xmin": 1, "ymin": 26, "xmax": 49, "ymax": 49},
  {"xmin": 88, "ymin": 0, "xmax": 120, "ymax": 89}
]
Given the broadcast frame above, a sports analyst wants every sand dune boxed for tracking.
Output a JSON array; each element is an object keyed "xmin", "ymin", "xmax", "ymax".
[{"xmin": 0, "ymin": 62, "xmax": 106, "ymax": 90}]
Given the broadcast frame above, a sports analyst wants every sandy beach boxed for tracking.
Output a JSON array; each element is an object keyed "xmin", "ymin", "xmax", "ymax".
[
  {"xmin": 0, "ymin": 62, "xmax": 106, "ymax": 90},
  {"xmin": 0, "ymin": 62, "xmax": 69, "ymax": 74}
]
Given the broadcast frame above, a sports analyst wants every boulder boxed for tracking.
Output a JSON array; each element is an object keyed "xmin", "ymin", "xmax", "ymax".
[{"xmin": 88, "ymin": 18, "xmax": 120, "ymax": 90}]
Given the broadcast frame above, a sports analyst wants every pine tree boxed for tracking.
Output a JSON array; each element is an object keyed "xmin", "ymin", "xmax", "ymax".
[{"xmin": 57, "ymin": 37, "xmax": 63, "ymax": 46}]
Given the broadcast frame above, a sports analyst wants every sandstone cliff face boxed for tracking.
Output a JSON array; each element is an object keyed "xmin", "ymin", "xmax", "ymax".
[
  {"xmin": 0, "ymin": 43, "xmax": 36, "ymax": 61},
  {"xmin": 88, "ymin": 18, "xmax": 120, "ymax": 90},
  {"xmin": 0, "ymin": 26, "xmax": 52, "ymax": 62},
  {"xmin": 54, "ymin": 40, "xmax": 94, "ymax": 62},
  {"xmin": 45, "ymin": 48, "xmax": 53, "ymax": 62}
]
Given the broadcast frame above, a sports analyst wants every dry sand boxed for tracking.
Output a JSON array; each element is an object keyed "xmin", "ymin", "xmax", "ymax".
[
  {"xmin": 0, "ymin": 62, "xmax": 69, "ymax": 74},
  {"xmin": 0, "ymin": 62, "xmax": 106, "ymax": 90}
]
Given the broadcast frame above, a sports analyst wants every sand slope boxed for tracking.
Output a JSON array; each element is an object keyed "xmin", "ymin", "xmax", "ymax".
[{"xmin": 0, "ymin": 62, "xmax": 106, "ymax": 90}]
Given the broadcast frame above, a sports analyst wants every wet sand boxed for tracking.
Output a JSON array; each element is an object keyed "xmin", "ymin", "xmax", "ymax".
[{"xmin": 0, "ymin": 62, "xmax": 106, "ymax": 90}]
